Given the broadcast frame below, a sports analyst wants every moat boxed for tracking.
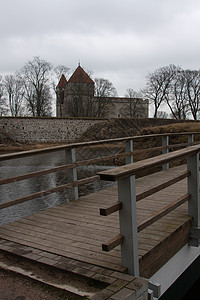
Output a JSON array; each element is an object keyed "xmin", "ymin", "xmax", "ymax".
[{"xmin": 0, "ymin": 151, "xmax": 114, "ymax": 225}]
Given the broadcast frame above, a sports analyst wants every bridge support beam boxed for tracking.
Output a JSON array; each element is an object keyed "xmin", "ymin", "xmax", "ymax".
[
  {"xmin": 148, "ymin": 280, "xmax": 161, "ymax": 299},
  {"xmin": 125, "ymin": 140, "xmax": 133, "ymax": 164},
  {"xmin": 118, "ymin": 175, "xmax": 139, "ymax": 276},
  {"xmin": 190, "ymin": 227, "xmax": 200, "ymax": 240},
  {"xmin": 162, "ymin": 136, "xmax": 169, "ymax": 170},
  {"xmin": 188, "ymin": 133, "xmax": 194, "ymax": 145},
  {"xmin": 65, "ymin": 148, "xmax": 78, "ymax": 201},
  {"xmin": 187, "ymin": 152, "xmax": 200, "ymax": 246}
]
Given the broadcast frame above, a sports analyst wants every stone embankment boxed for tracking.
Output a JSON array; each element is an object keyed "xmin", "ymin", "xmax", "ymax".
[
  {"xmin": 0, "ymin": 116, "xmax": 106, "ymax": 143},
  {"xmin": 0, "ymin": 116, "xmax": 199, "ymax": 145}
]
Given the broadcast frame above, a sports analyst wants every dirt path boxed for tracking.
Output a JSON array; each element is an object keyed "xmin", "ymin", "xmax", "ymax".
[
  {"xmin": 0, "ymin": 250, "xmax": 103, "ymax": 300},
  {"xmin": 0, "ymin": 268, "xmax": 84, "ymax": 300}
]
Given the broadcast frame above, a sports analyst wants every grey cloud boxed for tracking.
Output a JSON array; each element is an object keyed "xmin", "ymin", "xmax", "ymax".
[
  {"xmin": 1, "ymin": 0, "xmax": 198, "ymax": 37},
  {"xmin": 1, "ymin": 0, "xmax": 200, "ymax": 95}
]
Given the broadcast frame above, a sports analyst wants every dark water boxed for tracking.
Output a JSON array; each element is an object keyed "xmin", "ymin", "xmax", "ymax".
[
  {"xmin": 0, "ymin": 151, "xmax": 114, "ymax": 225},
  {"xmin": 159, "ymin": 251, "xmax": 200, "ymax": 299}
]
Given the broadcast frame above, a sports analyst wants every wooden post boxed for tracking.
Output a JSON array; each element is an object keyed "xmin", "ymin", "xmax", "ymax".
[
  {"xmin": 118, "ymin": 175, "xmax": 139, "ymax": 276},
  {"xmin": 187, "ymin": 152, "xmax": 200, "ymax": 246},
  {"xmin": 162, "ymin": 135, "xmax": 169, "ymax": 170},
  {"xmin": 125, "ymin": 140, "xmax": 133, "ymax": 164},
  {"xmin": 65, "ymin": 148, "xmax": 78, "ymax": 201}
]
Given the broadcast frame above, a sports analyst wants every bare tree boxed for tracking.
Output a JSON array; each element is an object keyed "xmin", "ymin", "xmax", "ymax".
[
  {"xmin": 94, "ymin": 78, "xmax": 117, "ymax": 117},
  {"xmin": 166, "ymin": 69, "xmax": 189, "ymax": 120},
  {"xmin": 120, "ymin": 88, "xmax": 143, "ymax": 118},
  {"xmin": 184, "ymin": 69, "xmax": 200, "ymax": 120},
  {"xmin": 0, "ymin": 76, "xmax": 8, "ymax": 116},
  {"xmin": 157, "ymin": 111, "xmax": 168, "ymax": 118},
  {"xmin": 142, "ymin": 65, "xmax": 176, "ymax": 118},
  {"xmin": 144, "ymin": 64, "xmax": 200, "ymax": 120},
  {"xmin": 18, "ymin": 56, "xmax": 53, "ymax": 116},
  {"xmin": 4, "ymin": 75, "xmax": 24, "ymax": 116},
  {"xmin": 52, "ymin": 65, "xmax": 70, "ymax": 92}
]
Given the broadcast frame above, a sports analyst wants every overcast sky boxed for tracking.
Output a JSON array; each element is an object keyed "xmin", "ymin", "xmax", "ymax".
[{"xmin": 1, "ymin": 0, "xmax": 200, "ymax": 97}]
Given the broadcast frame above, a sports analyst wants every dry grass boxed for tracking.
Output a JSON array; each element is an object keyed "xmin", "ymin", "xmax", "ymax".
[
  {"xmin": 0, "ymin": 143, "xmax": 65, "ymax": 153},
  {"xmin": 140, "ymin": 122, "xmax": 200, "ymax": 135}
]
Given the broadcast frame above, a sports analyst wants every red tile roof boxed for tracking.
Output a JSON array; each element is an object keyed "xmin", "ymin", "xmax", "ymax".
[
  {"xmin": 57, "ymin": 74, "xmax": 67, "ymax": 88},
  {"xmin": 68, "ymin": 66, "xmax": 94, "ymax": 84}
]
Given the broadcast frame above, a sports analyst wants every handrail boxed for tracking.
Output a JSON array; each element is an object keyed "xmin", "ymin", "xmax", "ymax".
[
  {"xmin": 0, "ymin": 131, "xmax": 199, "ymax": 213},
  {"xmin": 1, "ymin": 131, "xmax": 200, "ymax": 161},
  {"xmin": 0, "ymin": 141, "xmax": 194, "ymax": 186},
  {"xmin": 137, "ymin": 193, "xmax": 190, "ymax": 232},
  {"xmin": 100, "ymin": 170, "xmax": 190, "ymax": 216},
  {"xmin": 98, "ymin": 144, "xmax": 200, "ymax": 181},
  {"xmin": 0, "ymin": 176, "xmax": 99, "ymax": 210},
  {"xmin": 99, "ymin": 143, "xmax": 200, "ymax": 276}
]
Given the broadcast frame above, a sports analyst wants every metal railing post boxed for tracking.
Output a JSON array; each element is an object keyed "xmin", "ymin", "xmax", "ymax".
[
  {"xmin": 65, "ymin": 148, "xmax": 78, "ymax": 201},
  {"xmin": 188, "ymin": 133, "xmax": 194, "ymax": 146},
  {"xmin": 125, "ymin": 140, "xmax": 133, "ymax": 164},
  {"xmin": 187, "ymin": 151, "xmax": 200, "ymax": 246},
  {"xmin": 162, "ymin": 135, "xmax": 169, "ymax": 170},
  {"xmin": 118, "ymin": 175, "xmax": 139, "ymax": 276}
]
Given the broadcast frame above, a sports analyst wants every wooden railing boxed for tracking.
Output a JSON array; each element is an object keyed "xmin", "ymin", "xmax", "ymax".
[
  {"xmin": 0, "ymin": 132, "xmax": 199, "ymax": 216},
  {"xmin": 98, "ymin": 144, "xmax": 200, "ymax": 276}
]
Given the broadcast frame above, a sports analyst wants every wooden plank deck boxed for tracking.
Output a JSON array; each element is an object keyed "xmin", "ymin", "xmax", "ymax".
[{"xmin": 0, "ymin": 165, "xmax": 192, "ymax": 278}]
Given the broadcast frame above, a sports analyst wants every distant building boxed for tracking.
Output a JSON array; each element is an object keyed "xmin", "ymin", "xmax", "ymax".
[{"xmin": 56, "ymin": 65, "xmax": 148, "ymax": 118}]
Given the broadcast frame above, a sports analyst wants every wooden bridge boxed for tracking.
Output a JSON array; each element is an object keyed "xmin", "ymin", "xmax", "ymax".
[{"xmin": 1, "ymin": 132, "xmax": 200, "ymax": 299}]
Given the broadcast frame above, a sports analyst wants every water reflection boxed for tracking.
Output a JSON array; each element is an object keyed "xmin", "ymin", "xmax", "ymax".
[{"xmin": 0, "ymin": 151, "xmax": 114, "ymax": 225}]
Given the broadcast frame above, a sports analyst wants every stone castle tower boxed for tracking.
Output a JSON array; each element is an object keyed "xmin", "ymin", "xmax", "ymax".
[
  {"xmin": 56, "ymin": 66, "xmax": 149, "ymax": 118},
  {"xmin": 56, "ymin": 65, "xmax": 94, "ymax": 117}
]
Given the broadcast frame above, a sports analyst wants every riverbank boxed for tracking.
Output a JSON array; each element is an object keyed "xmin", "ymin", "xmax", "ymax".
[
  {"xmin": 0, "ymin": 128, "xmax": 67, "ymax": 153},
  {"xmin": 0, "ymin": 142, "xmax": 64, "ymax": 154},
  {"xmin": 1, "ymin": 120, "xmax": 200, "ymax": 154}
]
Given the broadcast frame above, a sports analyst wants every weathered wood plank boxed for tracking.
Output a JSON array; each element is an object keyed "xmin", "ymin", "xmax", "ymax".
[
  {"xmin": 98, "ymin": 145, "xmax": 200, "ymax": 181},
  {"xmin": 102, "ymin": 234, "xmax": 124, "ymax": 252},
  {"xmin": 7, "ymin": 220, "xmax": 117, "ymax": 247},
  {"xmin": 24, "ymin": 213, "xmax": 119, "ymax": 235},
  {"xmin": 138, "ymin": 194, "xmax": 190, "ymax": 232},
  {"xmin": 4, "ymin": 222, "xmax": 121, "ymax": 258},
  {"xmin": 0, "ymin": 226, "xmax": 121, "ymax": 264},
  {"xmin": 0, "ymin": 230, "xmax": 125, "ymax": 272},
  {"xmin": 139, "ymin": 220, "xmax": 192, "ymax": 278},
  {"xmin": 136, "ymin": 171, "xmax": 190, "ymax": 201},
  {"xmin": 100, "ymin": 202, "xmax": 122, "ymax": 216}
]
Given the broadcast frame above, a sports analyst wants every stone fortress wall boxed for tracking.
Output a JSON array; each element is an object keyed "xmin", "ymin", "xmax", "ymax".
[
  {"xmin": 1, "ymin": 116, "xmax": 192, "ymax": 144},
  {"xmin": 0, "ymin": 116, "xmax": 106, "ymax": 143}
]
